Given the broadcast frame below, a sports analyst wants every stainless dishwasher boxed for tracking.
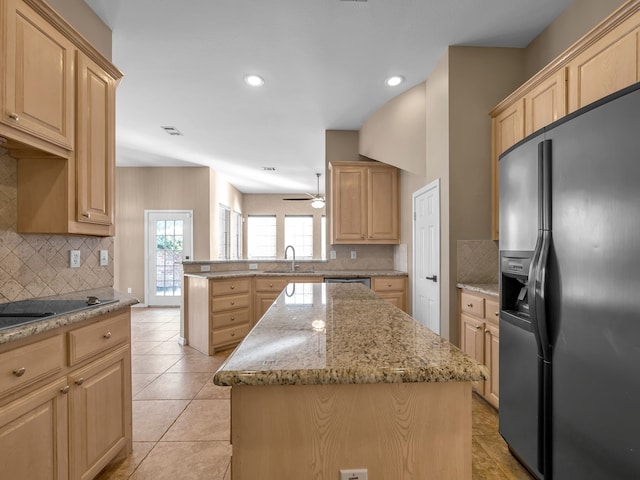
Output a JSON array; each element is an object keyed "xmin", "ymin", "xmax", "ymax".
[{"xmin": 323, "ymin": 277, "xmax": 371, "ymax": 288}]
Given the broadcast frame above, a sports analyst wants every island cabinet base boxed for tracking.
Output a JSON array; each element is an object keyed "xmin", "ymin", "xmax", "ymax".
[{"xmin": 230, "ymin": 381, "xmax": 472, "ymax": 480}]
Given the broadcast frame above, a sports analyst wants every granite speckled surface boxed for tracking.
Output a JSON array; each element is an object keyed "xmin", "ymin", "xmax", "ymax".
[
  {"xmin": 457, "ymin": 283, "xmax": 499, "ymax": 297},
  {"xmin": 214, "ymin": 283, "xmax": 488, "ymax": 387},
  {"xmin": 186, "ymin": 270, "xmax": 407, "ymax": 280},
  {"xmin": 0, "ymin": 287, "xmax": 138, "ymax": 345}
]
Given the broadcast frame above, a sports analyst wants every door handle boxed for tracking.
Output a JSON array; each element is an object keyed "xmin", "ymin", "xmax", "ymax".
[{"xmin": 426, "ymin": 275, "xmax": 438, "ymax": 282}]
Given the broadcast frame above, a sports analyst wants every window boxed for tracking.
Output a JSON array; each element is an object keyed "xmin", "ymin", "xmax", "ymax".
[
  {"xmin": 231, "ymin": 211, "xmax": 242, "ymax": 260},
  {"xmin": 218, "ymin": 205, "xmax": 231, "ymax": 259},
  {"xmin": 284, "ymin": 216, "xmax": 313, "ymax": 260},
  {"xmin": 247, "ymin": 216, "xmax": 277, "ymax": 259}
]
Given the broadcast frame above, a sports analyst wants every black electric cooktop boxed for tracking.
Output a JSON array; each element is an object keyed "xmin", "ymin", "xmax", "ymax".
[{"xmin": 0, "ymin": 298, "xmax": 119, "ymax": 331}]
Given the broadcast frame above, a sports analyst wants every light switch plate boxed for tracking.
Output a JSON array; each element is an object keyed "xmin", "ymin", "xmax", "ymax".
[
  {"xmin": 340, "ymin": 469, "xmax": 368, "ymax": 480},
  {"xmin": 350, "ymin": 250, "xmax": 357, "ymax": 260},
  {"xmin": 200, "ymin": 265, "xmax": 211, "ymax": 272},
  {"xmin": 330, "ymin": 250, "xmax": 337, "ymax": 260},
  {"xmin": 99, "ymin": 250, "xmax": 108, "ymax": 266}
]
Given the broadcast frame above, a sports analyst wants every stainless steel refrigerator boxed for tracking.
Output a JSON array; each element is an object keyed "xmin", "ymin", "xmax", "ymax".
[{"xmin": 499, "ymin": 82, "xmax": 640, "ymax": 480}]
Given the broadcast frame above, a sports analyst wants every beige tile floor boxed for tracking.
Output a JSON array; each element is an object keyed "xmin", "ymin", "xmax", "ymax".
[{"xmin": 98, "ymin": 307, "xmax": 534, "ymax": 480}]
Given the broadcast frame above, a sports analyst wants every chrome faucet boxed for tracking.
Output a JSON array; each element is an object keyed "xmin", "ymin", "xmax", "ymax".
[{"xmin": 284, "ymin": 245, "xmax": 296, "ymax": 272}]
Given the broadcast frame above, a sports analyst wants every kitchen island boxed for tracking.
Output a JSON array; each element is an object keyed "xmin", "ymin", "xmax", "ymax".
[{"xmin": 214, "ymin": 283, "xmax": 487, "ymax": 480}]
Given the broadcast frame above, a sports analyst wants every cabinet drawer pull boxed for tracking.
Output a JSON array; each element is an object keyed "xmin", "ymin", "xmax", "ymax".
[
  {"xmin": 231, "ymin": 332, "xmax": 236, "ymax": 337},
  {"xmin": 388, "ymin": 283, "xmax": 392, "ymax": 287},
  {"xmin": 475, "ymin": 326, "xmax": 482, "ymax": 330},
  {"xmin": 269, "ymin": 283, "xmax": 273, "ymax": 287},
  {"xmin": 103, "ymin": 331, "xmax": 112, "ymax": 339},
  {"xmin": 467, "ymin": 303, "xmax": 473, "ymax": 307},
  {"xmin": 82, "ymin": 212, "xmax": 91, "ymax": 218},
  {"xmin": 75, "ymin": 378, "xmax": 84, "ymax": 386},
  {"xmin": 484, "ymin": 329, "xmax": 489, "ymax": 334},
  {"xmin": 8, "ymin": 113, "xmax": 19, "ymax": 121},
  {"xmin": 230, "ymin": 301, "xmax": 235, "ymax": 306},
  {"xmin": 60, "ymin": 385, "xmax": 70, "ymax": 394},
  {"xmin": 230, "ymin": 285, "xmax": 235, "ymax": 290},
  {"xmin": 13, "ymin": 367, "xmax": 26, "ymax": 377},
  {"xmin": 230, "ymin": 317, "xmax": 235, "ymax": 321}
]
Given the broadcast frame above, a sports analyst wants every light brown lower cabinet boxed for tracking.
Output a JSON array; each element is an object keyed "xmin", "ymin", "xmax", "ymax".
[
  {"xmin": 459, "ymin": 289, "xmax": 499, "ymax": 408},
  {"xmin": 254, "ymin": 276, "xmax": 322, "ymax": 322},
  {"xmin": 0, "ymin": 308, "xmax": 132, "ymax": 480},
  {"xmin": 372, "ymin": 276, "xmax": 407, "ymax": 312}
]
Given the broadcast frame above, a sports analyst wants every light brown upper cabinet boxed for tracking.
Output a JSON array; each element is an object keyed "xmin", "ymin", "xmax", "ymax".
[
  {"xmin": 330, "ymin": 161, "xmax": 399, "ymax": 244},
  {"xmin": 5, "ymin": 0, "xmax": 122, "ymax": 236},
  {"xmin": 525, "ymin": 68, "xmax": 567, "ymax": 136},
  {"xmin": 490, "ymin": 2, "xmax": 640, "ymax": 240},
  {"xmin": 567, "ymin": 9, "xmax": 640, "ymax": 113},
  {"xmin": 490, "ymin": 100, "xmax": 525, "ymax": 240},
  {"xmin": 76, "ymin": 52, "xmax": 116, "ymax": 229},
  {"xmin": 2, "ymin": 0, "xmax": 75, "ymax": 152}
]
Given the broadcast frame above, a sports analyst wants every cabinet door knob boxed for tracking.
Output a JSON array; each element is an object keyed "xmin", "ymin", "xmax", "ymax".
[
  {"xmin": 230, "ymin": 317, "xmax": 235, "ymax": 321},
  {"xmin": 103, "ymin": 331, "xmax": 112, "ymax": 339},
  {"xmin": 13, "ymin": 367, "xmax": 26, "ymax": 377},
  {"xmin": 75, "ymin": 377, "xmax": 84, "ymax": 386},
  {"xmin": 8, "ymin": 113, "xmax": 19, "ymax": 121},
  {"xmin": 231, "ymin": 332, "xmax": 235, "ymax": 337},
  {"xmin": 60, "ymin": 385, "xmax": 70, "ymax": 394},
  {"xmin": 476, "ymin": 326, "xmax": 482, "ymax": 330},
  {"xmin": 230, "ymin": 301, "xmax": 235, "ymax": 306},
  {"xmin": 269, "ymin": 283, "xmax": 273, "ymax": 287},
  {"xmin": 230, "ymin": 285, "xmax": 235, "ymax": 290},
  {"xmin": 83, "ymin": 212, "xmax": 91, "ymax": 218},
  {"xmin": 495, "ymin": 312, "xmax": 499, "ymax": 317},
  {"xmin": 467, "ymin": 303, "xmax": 473, "ymax": 307}
]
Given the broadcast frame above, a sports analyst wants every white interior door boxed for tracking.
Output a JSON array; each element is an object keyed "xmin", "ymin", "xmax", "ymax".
[
  {"xmin": 413, "ymin": 180, "xmax": 440, "ymax": 333},
  {"xmin": 145, "ymin": 211, "xmax": 193, "ymax": 306}
]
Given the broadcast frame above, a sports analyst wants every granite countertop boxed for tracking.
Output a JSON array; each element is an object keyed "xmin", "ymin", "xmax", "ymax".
[
  {"xmin": 0, "ymin": 287, "xmax": 139, "ymax": 345},
  {"xmin": 214, "ymin": 283, "xmax": 487, "ymax": 387},
  {"xmin": 186, "ymin": 270, "xmax": 407, "ymax": 279},
  {"xmin": 457, "ymin": 283, "xmax": 499, "ymax": 296}
]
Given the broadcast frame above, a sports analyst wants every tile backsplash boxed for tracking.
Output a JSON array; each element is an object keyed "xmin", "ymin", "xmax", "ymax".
[
  {"xmin": 457, "ymin": 240, "xmax": 499, "ymax": 284},
  {"xmin": 0, "ymin": 149, "xmax": 114, "ymax": 303}
]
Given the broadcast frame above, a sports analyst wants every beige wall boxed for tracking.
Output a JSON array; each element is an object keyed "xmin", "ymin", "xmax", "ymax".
[
  {"xmin": 115, "ymin": 167, "xmax": 242, "ymax": 303},
  {"xmin": 524, "ymin": 0, "xmax": 627, "ymax": 77},
  {"xmin": 359, "ymin": 82, "xmax": 427, "ymax": 176},
  {"xmin": 47, "ymin": 0, "xmax": 112, "ymax": 60}
]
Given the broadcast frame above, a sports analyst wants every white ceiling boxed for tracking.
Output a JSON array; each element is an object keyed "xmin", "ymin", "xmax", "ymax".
[{"xmin": 83, "ymin": 0, "xmax": 572, "ymax": 195}]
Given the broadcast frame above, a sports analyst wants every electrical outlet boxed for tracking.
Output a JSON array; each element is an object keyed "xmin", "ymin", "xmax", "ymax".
[
  {"xmin": 249, "ymin": 263, "xmax": 258, "ymax": 270},
  {"xmin": 127, "ymin": 287, "xmax": 132, "ymax": 294},
  {"xmin": 99, "ymin": 250, "xmax": 108, "ymax": 266},
  {"xmin": 340, "ymin": 469, "xmax": 368, "ymax": 480},
  {"xmin": 200, "ymin": 265, "xmax": 211, "ymax": 272},
  {"xmin": 70, "ymin": 250, "xmax": 81, "ymax": 268},
  {"xmin": 330, "ymin": 250, "xmax": 337, "ymax": 260},
  {"xmin": 350, "ymin": 250, "xmax": 357, "ymax": 260}
]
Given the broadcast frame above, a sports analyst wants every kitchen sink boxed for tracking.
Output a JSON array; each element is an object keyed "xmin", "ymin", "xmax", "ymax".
[{"xmin": 0, "ymin": 297, "xmax": 119, "ymax": 331}]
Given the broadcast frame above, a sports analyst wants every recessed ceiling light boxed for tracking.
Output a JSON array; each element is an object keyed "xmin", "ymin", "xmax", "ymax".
[
  {"xmin": 262, "ymin": 166, "xmax": 276, "ymax": 171},
  {"xmin": 244, "ymin": 74, "xmax": 265, "ymax": 87},
  {"xmin": 385, "ymin": 75, "xmax": 404, "ymax": 87}
]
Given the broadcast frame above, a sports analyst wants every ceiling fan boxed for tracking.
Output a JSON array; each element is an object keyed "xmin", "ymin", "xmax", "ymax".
[{"xmin": 284, "ymin": 173, "xmax": 325, "ymax": 209}]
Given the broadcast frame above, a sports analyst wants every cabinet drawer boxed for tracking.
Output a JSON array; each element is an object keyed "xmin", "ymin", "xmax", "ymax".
[
  {"xmin": 211, "ymin": 293, "xmax": 250, "ymax": 312},
  {"xmin": 372, "ymin": 277, "xmax": 405, "ymax": 292},
  {"xmin": 211, "ymin": 278, "xmax": 251, "ymax": 297},
  {"xmin": 68, "ymin": 312, "xmax": 129, "ymax": 366},
  {"xmin": 461, "ymin": 292, "xmax": 485, "ymax": 318},
  {"xmin": 0, "ymin": 335, "xmax": 64, "ymax": 395},
  {"xmin": 212, "ymin": 308, "xmax": 250, "ymax": 329},
  {"xmin": 254, "ymin": 278, "xmax": 289, "ymax": 293},
  {"xmin": 212, "ymin": 324, "xmax": 251, "ymax": 347},
  {"xmin": 485, "ymin": 299, "xmax": 500, "ymax": 323}
]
